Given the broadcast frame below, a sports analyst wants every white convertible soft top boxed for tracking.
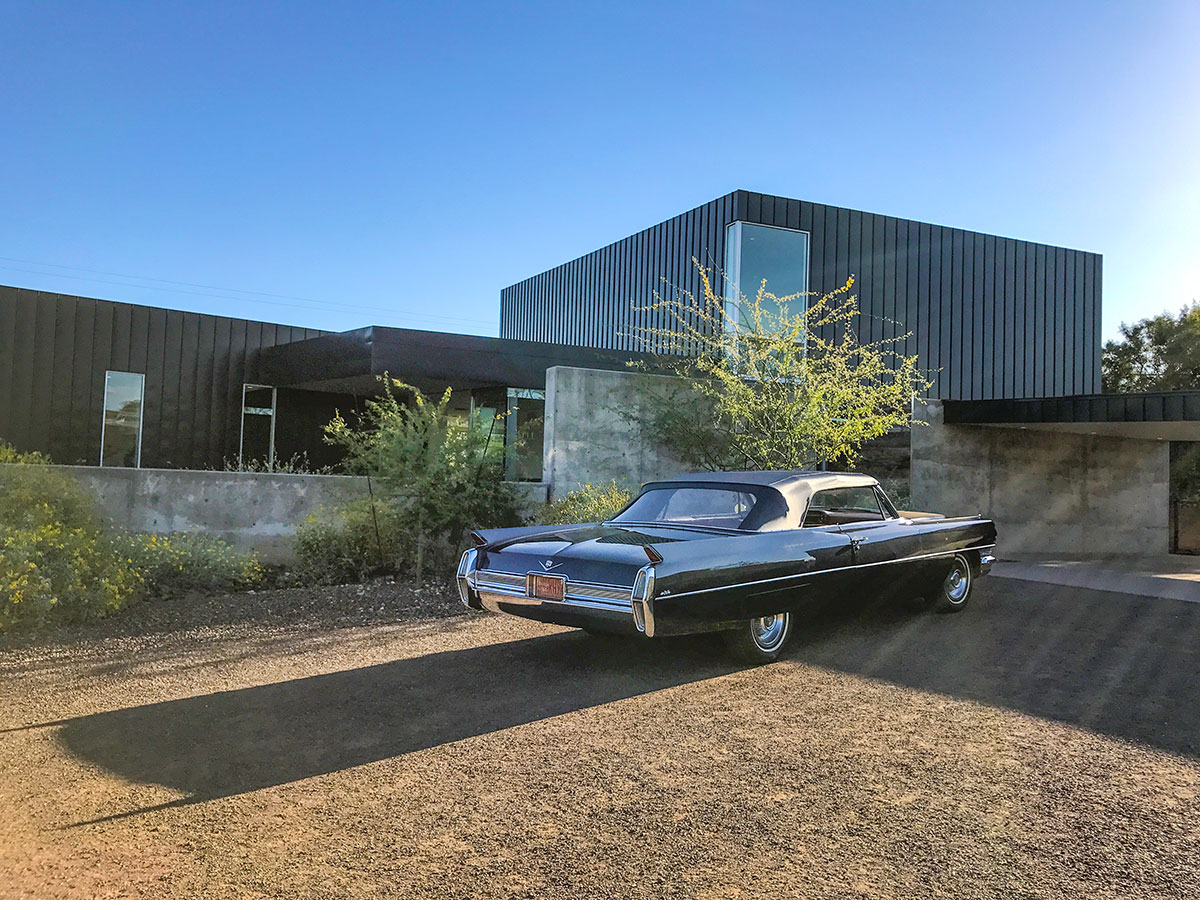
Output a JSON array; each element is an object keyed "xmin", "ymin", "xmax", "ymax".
[{"xmin": 639, "ymin": 470, "xmax": 882, "ymax": 529}]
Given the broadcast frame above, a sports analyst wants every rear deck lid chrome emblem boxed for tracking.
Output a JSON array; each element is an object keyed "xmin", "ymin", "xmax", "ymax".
[{"xmin": 540, "ymin": 559, "xmax": 561, "ymax": 571}]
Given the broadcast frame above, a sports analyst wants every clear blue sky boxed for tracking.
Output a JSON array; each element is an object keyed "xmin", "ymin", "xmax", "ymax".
[{"xmin": 2, "ymin": 1, "xmax": 1197, "ymax": 342}]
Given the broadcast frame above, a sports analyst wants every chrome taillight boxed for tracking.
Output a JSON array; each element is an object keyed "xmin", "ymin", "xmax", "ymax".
[
  {"xmin": 631, "ymin": 566, "xmax": 654, "ymax": 602},
  {"xmin": 630, "ymin": 565, "xmax": 655, "ymax": 636},
  {"xmin": 456, "ymin": 548, "xmax": 477, "ymax": 607}
]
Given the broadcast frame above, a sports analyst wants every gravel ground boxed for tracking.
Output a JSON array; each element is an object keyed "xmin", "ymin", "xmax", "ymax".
[{"xmin": 2, "ymin": 577, "xmax": 1199, "ymax": 899}]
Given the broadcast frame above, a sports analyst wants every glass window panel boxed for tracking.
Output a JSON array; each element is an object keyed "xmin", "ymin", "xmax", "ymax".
[
  {"xmin": 239, "ymin": 384, "xmax": 277, "ymax": 470},
  {"xmin": 725, "ymin": 221, "xmax": 810, "ymax": 324},
  {"xmin": 101, "ymin": 371, "xmax": 144, "ymax": 467},
  {"xmin": 613, "ymin": 487, "xmax": 760, "ymax": 530},
  {"xmin": 803, "ymin": 486, "xmax": 884, "ymax": 526},
  {"xmin": 504, "ymin": 388, "xmax": 545, "ymax": 482},
  {"xmin": 470, "ymin": 387, "xmax": 507, "ymax": 456},
  {"xmin": 808, "ymin": 486, "xmax": 881, "ymax": 513},
  {"xmin": 875, "ymin": 486, "xmax": 899, "ymax": 518}
]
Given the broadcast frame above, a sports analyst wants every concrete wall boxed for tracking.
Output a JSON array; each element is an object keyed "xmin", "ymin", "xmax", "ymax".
[
  {"xmin": 65, "ymin": 467, "xmax": 371, "ymax": 563},
  {"xmin": 61, "ymin": 467, "xmax": 550, "ymax": 563},
  {"xmin": 541, "ymin": 365, "xmax": 914, "ymax": 502},
  {"xmin": 911, "ymin": 400, "xmax": 1171, "ymax": 556},
  {"xmin": 543, "ymin": 366, "xmax": 687, "ymax": 499}
]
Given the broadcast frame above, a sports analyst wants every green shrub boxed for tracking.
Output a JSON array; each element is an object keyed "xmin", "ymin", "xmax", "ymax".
[
  {"xmin": 879, "ymin": 477, "xmax": 912, "ymax": 511},
  {"xmin": 292, "ymin": 499, "xmax": 412, "ymax": 585},
  {"xmin": 0, "ymin": 444, "xmax": 141, "ymax": 631},
  {"xmin": 222, "ymin": 452, "xmax": 336, "ymax": 475},
  {"xmin": 539, "ymin": 481, "xmax": 634, "ymax": 525},
  {"xmin": 112, "ymin": 532, "xmax": 264, "ymax": 600},
  {"xmin": 323, "ymin": 380, "xmax": 522, "ymax": 580}
]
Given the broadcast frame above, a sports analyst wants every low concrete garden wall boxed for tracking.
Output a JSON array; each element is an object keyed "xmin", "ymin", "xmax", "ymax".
[
  {"xmin": 60, "ymin": 467, "xmax": 549, "ymax": 563},
  {"xmin": 911, "ymin": 400, "xmax": 1171, "ymax": 556}
]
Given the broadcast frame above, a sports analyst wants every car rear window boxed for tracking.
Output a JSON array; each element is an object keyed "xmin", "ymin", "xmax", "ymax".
[{"xmin": 611, "ymin": 486, "xmax": 780, "ymax": 531}]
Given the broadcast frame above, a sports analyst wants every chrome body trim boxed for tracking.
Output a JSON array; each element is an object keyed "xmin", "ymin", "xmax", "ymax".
[
  {"xmin": 472, "ymin": 569, "xmax": 634, "ymax": 606},
  {"xmin": 602, "ymin": 520, "xmax": 749, "ymax": 536},
  {"xmin": 473, "ymin": 565, "xmax": 643, "ymax": 630},
  {"xmin": 472, "ymin": 570, "xmax": 524, "ymax": 590},
  {"xmin": 660, "ymin": 544, "xmax": 998, "ymax": 600},
  {"xmin": 476, "ymin": 589, "xmax": 633, "ymax": 616}
]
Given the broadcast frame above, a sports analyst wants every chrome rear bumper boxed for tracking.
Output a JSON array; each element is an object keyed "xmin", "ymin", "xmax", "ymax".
[
  {"xmin": 467, "ymin": 569, "xmax": 641, "ymax": 633},
  {"xmin": 979, "ymin": 554, "xmax": 995, "ymax": 576}
]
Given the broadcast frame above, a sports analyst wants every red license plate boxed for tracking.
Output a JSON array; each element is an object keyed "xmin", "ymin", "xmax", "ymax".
[{"xmin": 527, "ymin": 574, "xmax": 566, "ymax": 601}]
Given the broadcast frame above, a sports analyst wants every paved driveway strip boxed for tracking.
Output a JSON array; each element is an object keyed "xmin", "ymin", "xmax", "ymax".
[
  {"xmin": 1, "ymin": 578, "xmax": 1198, "ymax": 899},
  {"xmin": 994, "ymin": 555, "xmax": 1200, "ymax": 603}
]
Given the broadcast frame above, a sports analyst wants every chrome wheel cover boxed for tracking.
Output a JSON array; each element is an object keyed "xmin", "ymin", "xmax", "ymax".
[
  {"xmin": 750, "ymin": 613, "xmax": 789, "ymax": 651},
  {"xmin": 944, "ymin": 558, "xmax": 970, "ymax": 603}
]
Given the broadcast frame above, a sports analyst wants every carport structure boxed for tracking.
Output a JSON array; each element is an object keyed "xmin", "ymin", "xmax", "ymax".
[
  {"xmin": 912, "ymin": 392, "xmax": 1200, "ymax": 557},
  {"xmin": 253, "ymin": 326, "xmax": 651, "ymax": 480}
]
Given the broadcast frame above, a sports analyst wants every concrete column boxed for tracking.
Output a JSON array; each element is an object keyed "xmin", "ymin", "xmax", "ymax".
[{"xmin": 543, "ymin": 366, "xmax": 687, "ymax": 500}]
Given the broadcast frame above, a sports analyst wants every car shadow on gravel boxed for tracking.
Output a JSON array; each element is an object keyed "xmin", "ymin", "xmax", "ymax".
[
  {"xmin": 53, "ymin": 628, "xmax": 739, "ymax": 825},
  {"xmin": 42, "ymin": 576, "xmax": 1200, "ymax": 826},
  {"xmin": 786, "ymin": 577, "xmax": 1200, "ymax": 760}
]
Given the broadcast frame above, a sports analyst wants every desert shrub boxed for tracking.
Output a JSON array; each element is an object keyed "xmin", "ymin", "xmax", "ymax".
[
  {"xmin": 222, "ymin": 452, "xmax": 336, "ymax": 474},
  {"xmin": 539, "ymin": 481, "xmax": 634, "ymax": 525},
  {"xmin": 879, "ymin": 477, "xmax": 912, "ymax": 510},
  {"xmin": 323, "ymin": 380, "xmax": 522, "ymax": 580},
  {"xmin": 112, "ymin": 532, "xmax": 264, "ymax": 599},
  {"xmin": 291, "ymin": 499, "xmax": 412, "ymax": 585},
  {"xmin": 0, "ymin": 444, "xmax": 141, "ymax": 631}
]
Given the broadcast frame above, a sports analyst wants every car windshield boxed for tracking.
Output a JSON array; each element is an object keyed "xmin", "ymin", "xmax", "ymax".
[{"xmin": 610, "ymin": 485, "xmax": 773, "ymax": 531}]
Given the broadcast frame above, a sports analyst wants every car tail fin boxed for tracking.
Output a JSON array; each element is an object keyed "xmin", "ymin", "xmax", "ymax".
[{"xmin": 469, "ymin": 523, "xmax": 585, "ymax": 550}]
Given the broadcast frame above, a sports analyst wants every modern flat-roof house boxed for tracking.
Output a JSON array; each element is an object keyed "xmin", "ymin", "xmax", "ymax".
[
  {"xmin": 501, "ymin": 190, "xmax": 1101, "ymax": 401},
  {"xmin": 2, "ymin": 189, "xmax": 1197, "ymax": 554},
  {"xmin": 498, "ymin": 191, "xmax": 1200, "ymax": 555}
]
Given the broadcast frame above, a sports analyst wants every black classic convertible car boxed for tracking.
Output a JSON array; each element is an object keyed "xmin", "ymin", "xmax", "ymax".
[{"xmin": 456, "ymin": 471, "xmax": 997, "ymax": 661}]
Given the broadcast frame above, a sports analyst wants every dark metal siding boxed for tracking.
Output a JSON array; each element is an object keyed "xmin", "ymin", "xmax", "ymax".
[
  {"xmin": 500, "ymin": 193, "xmax": 738, "ymax": 357},
  {"xmin": 944, "ymin": 391, "xmax": 1200, "ymax": 426},
  {"xmin": 0, "ymin": 285, "xmax": 325, "ymax": 468},
  {"xmin": 499, "ymin": 189, "xmax": 1102, "ymax": 400}
]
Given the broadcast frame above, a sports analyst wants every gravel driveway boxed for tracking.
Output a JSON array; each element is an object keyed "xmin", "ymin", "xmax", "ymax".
[{"xmin": 2, "ymin": 578, "xmax": 1199, "ymax": 899}]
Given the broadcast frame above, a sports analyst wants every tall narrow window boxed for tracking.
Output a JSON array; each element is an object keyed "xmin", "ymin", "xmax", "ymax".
[
  {"xmin": 469, "ymin": 387, "xmax": 507, "ymax": 457},
  {"xmin": 504, "ymin": 388, "xmax": 545, "ymax": 482},
  {"xmin": 468, "ymin": 387, "xmax": 545, "ymax": 482},
  {"xmin": 724, "ymin": 221, "xmax": 811, "ymax": 329},
  {"xmin": 100, "ymin": 371, "xmax": 145, "ymax": 467},
  {"xmin": 239, "ymin": 384, "xmax": 277, "ymax": 470}
]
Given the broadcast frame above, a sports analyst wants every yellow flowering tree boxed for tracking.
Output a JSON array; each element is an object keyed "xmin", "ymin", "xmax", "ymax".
[{"xmin": 630, "ymin": 261, "xmax": 932, "ymax": 471}]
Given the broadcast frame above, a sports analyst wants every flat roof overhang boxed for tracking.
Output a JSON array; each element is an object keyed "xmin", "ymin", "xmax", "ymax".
[
  {"xmin": 256, "ymin": 325, "xmax": 656, "ymax": 394},
  {"xmin": 943, "ymin": 392, "xmax": 1200, "ymax": 441}
]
